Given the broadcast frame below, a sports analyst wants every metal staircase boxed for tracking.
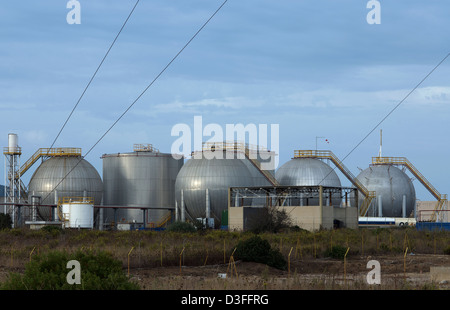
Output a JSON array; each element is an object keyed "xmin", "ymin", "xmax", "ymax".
[
  {"xmin": 244, "ymin": 148, "xmax": 279, "ymax": 186},
  {"xmin": 6, "ymin": 148, "xmax": 82, "ymax": 203},
  {"xmin": 17, "ymin": 148, "xmax": 82, "ymax": 178},
  {"xmin": 372, "ymin": 156, "xmax": 447, "ymax": 222},
  {"xmin": 201, "ymin": 141, "xmax": 279, "ymax": 187},
  {"xmin": 294, "ymin": 150, "xmax": 376, "ymax": 216}
]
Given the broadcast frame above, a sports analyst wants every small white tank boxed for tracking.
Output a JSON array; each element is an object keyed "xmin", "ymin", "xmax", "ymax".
[
  {"xmin": 7, "ymin": 133, "xmax": 20, "ymax": 153},
  {"xmin": 61, "ymin": 197, "xmax": 94, "ymax": 229}
]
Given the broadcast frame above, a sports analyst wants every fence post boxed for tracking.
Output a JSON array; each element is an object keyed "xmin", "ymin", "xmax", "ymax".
[
  {"xmin": 288, "ymin": 247, "xmax": 293, "ymax": 278},
  {"xmin": 29, "ymin": 246, "xmax": 36, "ymax": 262},
  {"xmin": 128, "ymin": 246, "xmax": 134, "ymax": 277},
  {"xmin": 403, "ymin": 247, "xmax": 408, "ymax": 281},
  {"xmin": 226, "ymin": 248, "xmax": 238, "ymax": 279},
  {"xmin": 344, "ymin": 247, "xmax": 350, "ymax": 286},
  {"xmin": 179, "ymin": 247, "xmax": 185, "ymax": 275}
]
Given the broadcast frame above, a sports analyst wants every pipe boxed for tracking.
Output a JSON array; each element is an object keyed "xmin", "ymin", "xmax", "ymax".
[
  {"xmin": 378, "ymin": 195, "xmax": 382, "ymax": 217},
  {"xmin": 181, "ymin": 189, "xmax": 185, "ymax": 222},
  {"xmin": 205, "ymin": 188, "xmax": 210, "ymax": 219},
  {"xmin": 402, "ymin": 195, "xmax": 406, "ymax": 218}
]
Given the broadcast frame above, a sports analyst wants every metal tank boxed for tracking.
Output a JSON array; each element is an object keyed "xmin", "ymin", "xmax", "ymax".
[
  {"xmin": 275, "ymin": 157, "xmax": 342, "ymax": 206},
  {"xmin": 175, "ymin": 149, "xmax": 255, "ymax": 224},
  {"xmin": 61, "ymin": 197, "xmax": 94, "ymax": 229},
  {"xmin": 28, "ymin": 156, "xmax": 103, "ymax": 220},
  {"xmin": 101, "ymin": 144, "xmax": 184, "ymax": 227},
  {"xmin": 355, "ymin": 164, "xmax": 416, "ymax": 217},
  {"xmin": 202, "ymin": 141, "xmax": 277, "ymax": 187}
]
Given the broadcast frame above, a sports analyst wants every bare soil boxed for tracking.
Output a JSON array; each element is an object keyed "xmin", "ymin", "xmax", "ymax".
[{"xmin": 127, "ymin": 253, "xmax": 450, "ymax": 290}]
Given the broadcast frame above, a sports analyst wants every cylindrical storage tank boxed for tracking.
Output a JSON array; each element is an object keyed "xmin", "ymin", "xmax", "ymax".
[
  {"xmin": 61, "ymin": 198, "xmax": 94, "ymax": 229},
  {"xmin": 275, "ymin": 157, "xmax": 342, "ymax": 206},
  {"xmin": 175, "ymin": 150, "xmax": 254, "ymax": 223},
  {"xmin": 355, "ymin": 165, "xmax": 416, "ymax": 217},
  {"xmin": 8, "ymin": 133, "xmax": 19, "ymax": 152},
  {"xmin": 102, "ymin": 150, "xmax": 183, "ymax": 227},
  {"xmin": 28, "ymin": 156, "xmax": 103, "ymax": 220}
]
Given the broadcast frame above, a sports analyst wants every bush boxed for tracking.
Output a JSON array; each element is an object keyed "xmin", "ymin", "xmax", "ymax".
[
  {"xmin": 235, "ymin": 235, "xmax": 287, "ymax": 270},
  {"xmin": 166, "ymin": 221, "xmax": 196, "ymax": 233},
  {"xmin": 40, "ymin": 225, "xmax": 64, "ymax": 236},
  {"xmin": 0, "ymin": 250, "xmax": 140, "ymax": 290},
  {"xmin": 246, "ymin": 207, "xmax": 292, "ymax": 234},
  {"xmin": 444, "ymin": 245, "xmax": 450, "ymax": 255},
  {"xmin": 324, "ymin": 245, "xmax": 349, "ymax": 259},
  {"xmin": 0, "ymin": 213, "xmax": 12, "ymax": 230}
]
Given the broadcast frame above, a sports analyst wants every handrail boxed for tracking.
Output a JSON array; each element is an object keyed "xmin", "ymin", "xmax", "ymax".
[
  {"xmin": 294, "ymin": 150, "xmax": 372, "ymax": 196},
  {"xmin": 3, "ymin": 146, "xmax": 22, "ymax": 155},
  {"xmin": 59, "ymin": 197, "xmax": 95, "ymax": 204},
  {"xmin": 294, "ymin": 150, "xmax": 376, "ymax": 216},
  {"xmin": 17, "ymin": 148, "xmax": 82, "ymax": 178},
  {"xmin": 372, "ymin": 156, "xmax": 444, "ymax": 200},
  {"xmin": 157, "ymin": 211, "xmax": 172, "ymax": 227},
  {"xmin": 134, "ymin": 144, "xmax": 159, "ymax": 153},
  {"xmin": 244, "ymin": 148, "xmax": 279, "ymax": 186},
  {"xmin": 372, "ymin": 156, "xmax": 447, "ymax": 222},
  {"xmin": 202, "ymin": 140, "xmax": 269, "ymax": 152}
]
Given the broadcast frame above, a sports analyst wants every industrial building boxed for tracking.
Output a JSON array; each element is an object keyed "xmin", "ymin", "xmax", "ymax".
[{"xmin": 1, "ymin": 133, "xmax": 448, "ymax": 231}]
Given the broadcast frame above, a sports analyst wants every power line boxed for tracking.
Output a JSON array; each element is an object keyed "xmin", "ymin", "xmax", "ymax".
[
  {"xmin": 41, "ymin": 0, "xmax": 228, "ymax": 204},
  {"xmin": 49, "ymin": 0, "xmax": 141, "ymax": 150},
  {"xmin": 318, "ymin": 52, "xmax": 450, "ymax": 185}
]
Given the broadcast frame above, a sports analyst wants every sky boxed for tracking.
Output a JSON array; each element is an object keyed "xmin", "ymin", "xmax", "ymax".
[{"xmin": 0, "ymin": 0, "xmax": 449, "ymax": 202}]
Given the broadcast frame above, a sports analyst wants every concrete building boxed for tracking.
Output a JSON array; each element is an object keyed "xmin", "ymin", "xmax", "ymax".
[{"xmin": 227, "ymin": 185, "xmax": 359, "ymax": 232}]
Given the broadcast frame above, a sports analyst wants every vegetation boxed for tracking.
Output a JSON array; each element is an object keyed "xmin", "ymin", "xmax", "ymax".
[
  {"xmin": 0, "ymin": 214, "xmax": 12, "ymax": 230},
  {"xmin": 165, "ymin": 221, "xmax": 197, "ymax": 233},
  {"xmin": 0, "ymin": 250, "xmax": 139, "ymax": 290},
  {"xmin": 324, "ymin": 245, "xmax": 348, "ymax": 259},
  {"xmin": 0, "ymin": 226, "xmax": 448, "ymax": 290},
  {"xmin": 235, "ymin": 235, "xmax": 287, "ymax": 270},
  {"xmin": 246, "ymin": 207, "xmax": 292, "ymax": 233}
]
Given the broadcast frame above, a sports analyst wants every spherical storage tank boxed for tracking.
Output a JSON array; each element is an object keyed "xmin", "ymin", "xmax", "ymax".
[
  {"xmin": 102, "ymin": 146, "xmax": 184, "ymax": 226},
  {"xmin": 275, "ymin": 157, "xmax": 342, "ymax": 206},
  {"xmin": 175, "ymin": 150, "xmax": 255, "ymax": 223},
  {"xmin": 28, "ymin": 156, "xmax": 103, "ymax": 220},
  {"xmin": 355, "ymin": 164, "xmax": 415, "ymax": 217}
]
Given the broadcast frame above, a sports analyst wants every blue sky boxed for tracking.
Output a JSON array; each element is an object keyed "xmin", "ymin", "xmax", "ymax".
[{"xmin": 1, "ymin": 0, "xmax": 449, "ymax": 201}]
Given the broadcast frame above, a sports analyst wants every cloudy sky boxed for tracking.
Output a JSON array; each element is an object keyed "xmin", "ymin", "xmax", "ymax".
[{"xmin": 1, "ymin": 0, "xmax": 449, "ymax": 201}]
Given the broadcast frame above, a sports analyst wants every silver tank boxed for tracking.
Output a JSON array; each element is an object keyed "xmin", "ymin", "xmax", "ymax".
[
  {"xmin": 355, "ymin": 164, "xmax": 416, "ymax": 217},
  {"xmin": 275, "ymin": 157, "xmax": 342, "ymax": 206},
  {"xmin": 175, "ymin": 150, "xmax": 254, "ymax": 223},
  {"xmin": 102, "ymin": 150, "xmax": 183, "ymax": 226},
  {"xmin": 28, "ymin": 156, "xmax": 103, "ymax": 220}
]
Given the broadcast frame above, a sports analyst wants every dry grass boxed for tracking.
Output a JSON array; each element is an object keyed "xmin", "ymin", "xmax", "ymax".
[{"xmin": 0, "ymin": 227, "xmax": 449, "ymax": 290}]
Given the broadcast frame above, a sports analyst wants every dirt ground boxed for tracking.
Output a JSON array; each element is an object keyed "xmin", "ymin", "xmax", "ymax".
[
  {"xmin": 0, "ymin": 253, "xmax": 448, "ymax": 290},
  {"xmin": 128, "ymin": 253, "xmax": 450, "ymax": 290}
]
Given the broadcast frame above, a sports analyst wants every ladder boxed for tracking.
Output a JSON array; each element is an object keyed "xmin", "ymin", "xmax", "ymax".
[
  {"xmin": 294, "ymin": 150, "xmax": 376, "ymax": 216},
  {"xmin": 373, "ymin": 156, "xmax": 447, "ymax": 222},
  {"xmin": 17, "ymin": 148, "xmax": 82, "ymax": 178},
  {"xmin": 157, "ymin": 211, "xmax": 172, "ymax": 228},
  {"xmin": 244, "ymin": 148, "xmax": 279, "ymax": 186},
  {"xmin": 201, "ymin": 141, "xmax": 279, "ymax": 187}
]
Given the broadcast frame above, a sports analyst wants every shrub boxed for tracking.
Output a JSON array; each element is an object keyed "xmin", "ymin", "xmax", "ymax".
[
  {"xmin": 235, "ymin": 235, "xmax": 287, "ymax": 270},
  {"xmin": 40, "ymin": 225, "xmax": 64, "ymax": 236},
  {"xmin": 444, "ymin": 245, "xmax": 450, "ymax": 255},
  {"xmin": 0, "ymin": 213, "xmax": 12, "ymax": 230},
  {"xmin": 166, "ymin": 221, "xmax": 196, "ymax": 233},
  {"xmin": 324, "ymin": 245, "xmax": 349, "ymax": 259},
  {"xmin": 246, "ymin": 207, "xmax": 292, "ymax": 234},
  {"xmin": 0, "ymin": 250, "xmax": 139, "ymax": 290}
]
